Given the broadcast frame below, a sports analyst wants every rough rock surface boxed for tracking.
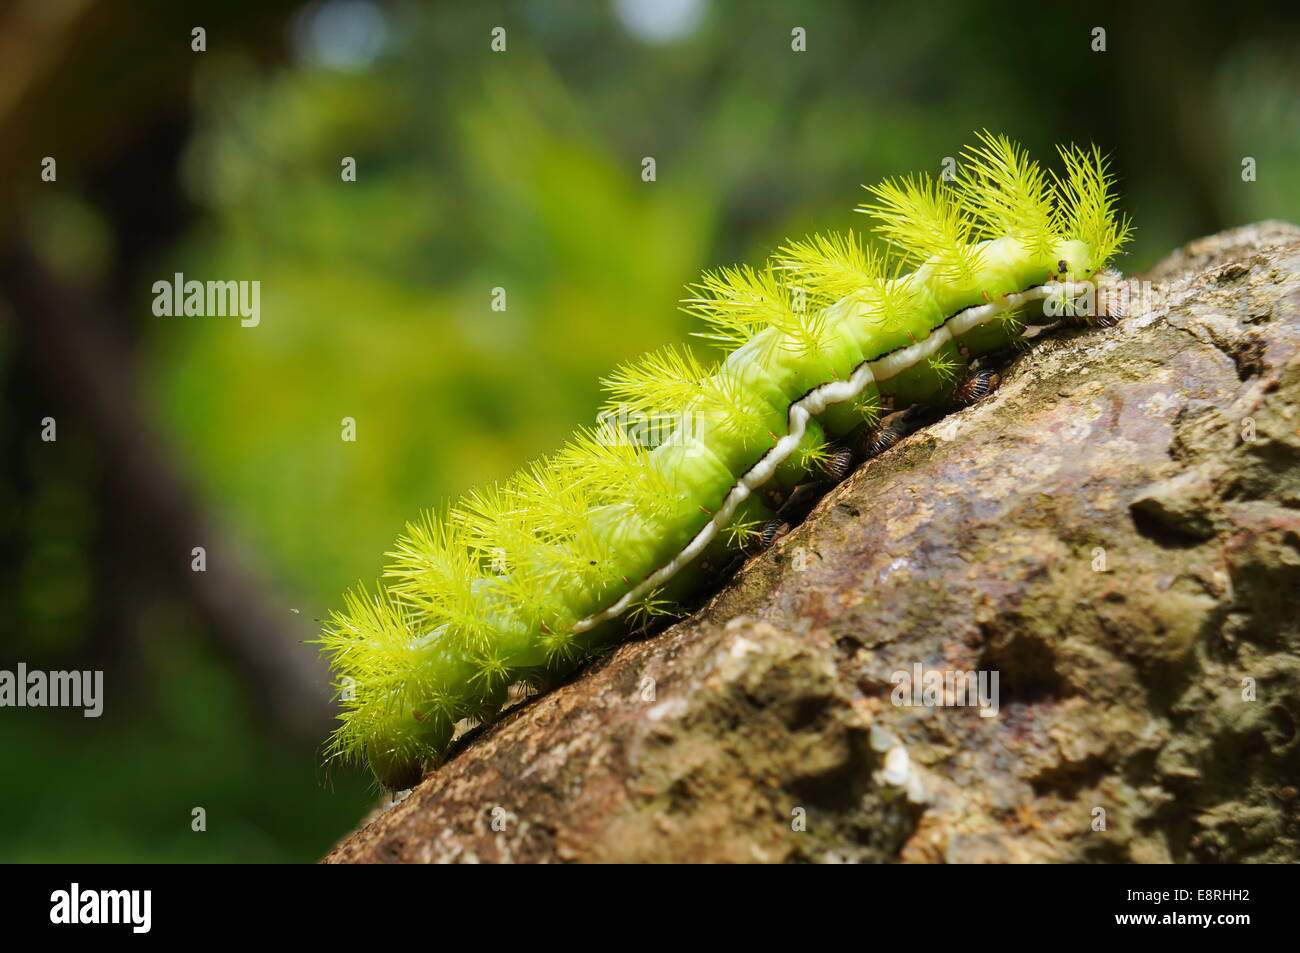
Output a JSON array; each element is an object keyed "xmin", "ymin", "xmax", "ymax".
[{"xmin": 325, "ymin": 223, "xmax": 1300, "ymax": 864}]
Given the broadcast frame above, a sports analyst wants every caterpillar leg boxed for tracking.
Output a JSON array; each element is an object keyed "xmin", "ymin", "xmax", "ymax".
[
  {"xmin": 955, "ymin": 364, "xmax": 1001, "ymax": 405},
  {"xmin": 855, "ymin": 408, "xmax": 913, "ymax": 458},
  {"xmin": 696, "ymin": 493, "xmax": 781, "ymax": 571},
  {"xmin": 813, "ymin": 443, "xmax": 855, "ymax": 483},
  {"xmin": 752, "ymin": 518, "xmax": 791, "ymax": 552}
]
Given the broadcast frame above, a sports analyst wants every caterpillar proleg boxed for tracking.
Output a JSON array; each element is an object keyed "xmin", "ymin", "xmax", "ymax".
[{"xmin": 319, "ymin": 133, "xmax": 1132, "ymax": 790}]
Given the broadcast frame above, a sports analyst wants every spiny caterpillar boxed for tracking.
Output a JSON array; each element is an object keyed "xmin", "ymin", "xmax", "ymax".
[{"xmin": 319, "ymin": 132, "xmax": 1132, "ymax": 790}]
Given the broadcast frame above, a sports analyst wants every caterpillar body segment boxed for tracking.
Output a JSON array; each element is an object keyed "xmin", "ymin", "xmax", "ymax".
[{"xmin": 318, "ymin": 134, "xmax": 1132, "ymax": 789}]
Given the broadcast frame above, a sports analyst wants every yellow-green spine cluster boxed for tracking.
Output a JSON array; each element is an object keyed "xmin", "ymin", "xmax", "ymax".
[{"xmin": 318, "ymin": 133, "xmax": 1132, "ymax": 789}]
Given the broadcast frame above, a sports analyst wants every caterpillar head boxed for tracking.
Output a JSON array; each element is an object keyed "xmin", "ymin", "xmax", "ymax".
[
  {"xmin": 1039, "ymin": 238, "xmax": 1129, "ymax": 324},
  {"xmin": 1051, "ymin": 238, "xmax": 1097, "ymax": 283}
]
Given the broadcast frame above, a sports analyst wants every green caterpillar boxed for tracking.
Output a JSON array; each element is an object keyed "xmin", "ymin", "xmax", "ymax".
[{"xmin": 319, "ymin": 132, "xmax": 1132, "ymax": 790}]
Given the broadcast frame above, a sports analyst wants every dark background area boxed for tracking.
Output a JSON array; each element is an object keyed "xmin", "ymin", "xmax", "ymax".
[{"xmin": 0, "ymin": 0, "xmax": 1297, "ymax": 861}]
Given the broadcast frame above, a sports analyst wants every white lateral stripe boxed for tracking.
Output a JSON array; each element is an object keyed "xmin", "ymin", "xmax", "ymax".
[{"xmin": 571, "ymin": 281, "xmax": 1084, "ymax": 633}]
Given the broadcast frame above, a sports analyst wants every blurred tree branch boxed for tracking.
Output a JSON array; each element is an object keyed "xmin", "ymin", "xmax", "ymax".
[
  {"xmin": 0, "ymin": 246, "xmax": 332, "ymax": 739},
  {"xmin": 0, "ymin": 0, "xmax": 327, "ymax": 740}
]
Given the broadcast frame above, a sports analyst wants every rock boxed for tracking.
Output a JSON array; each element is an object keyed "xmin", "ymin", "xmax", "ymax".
[{"xmin": 325, "ymin": 222, "xmax": 1300, "ymax": 864}]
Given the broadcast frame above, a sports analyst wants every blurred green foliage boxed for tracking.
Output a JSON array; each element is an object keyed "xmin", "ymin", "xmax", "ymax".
[
  {"xmin": 156, "ymin": 47, "xmax": 715, "ymax": 611},
  {"xmin": 152, "ymin": 0, "xmax": 1300, "ymax": 615},
  {"xmin": 0, "ymin": 637, "xmax": 364, "ymax": 863}
]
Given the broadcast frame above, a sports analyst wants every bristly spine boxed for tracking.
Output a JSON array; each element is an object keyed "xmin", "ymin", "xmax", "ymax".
[{"xmin": 317, "ymin": 132, "xmax": 1133, "ymax": 789}]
